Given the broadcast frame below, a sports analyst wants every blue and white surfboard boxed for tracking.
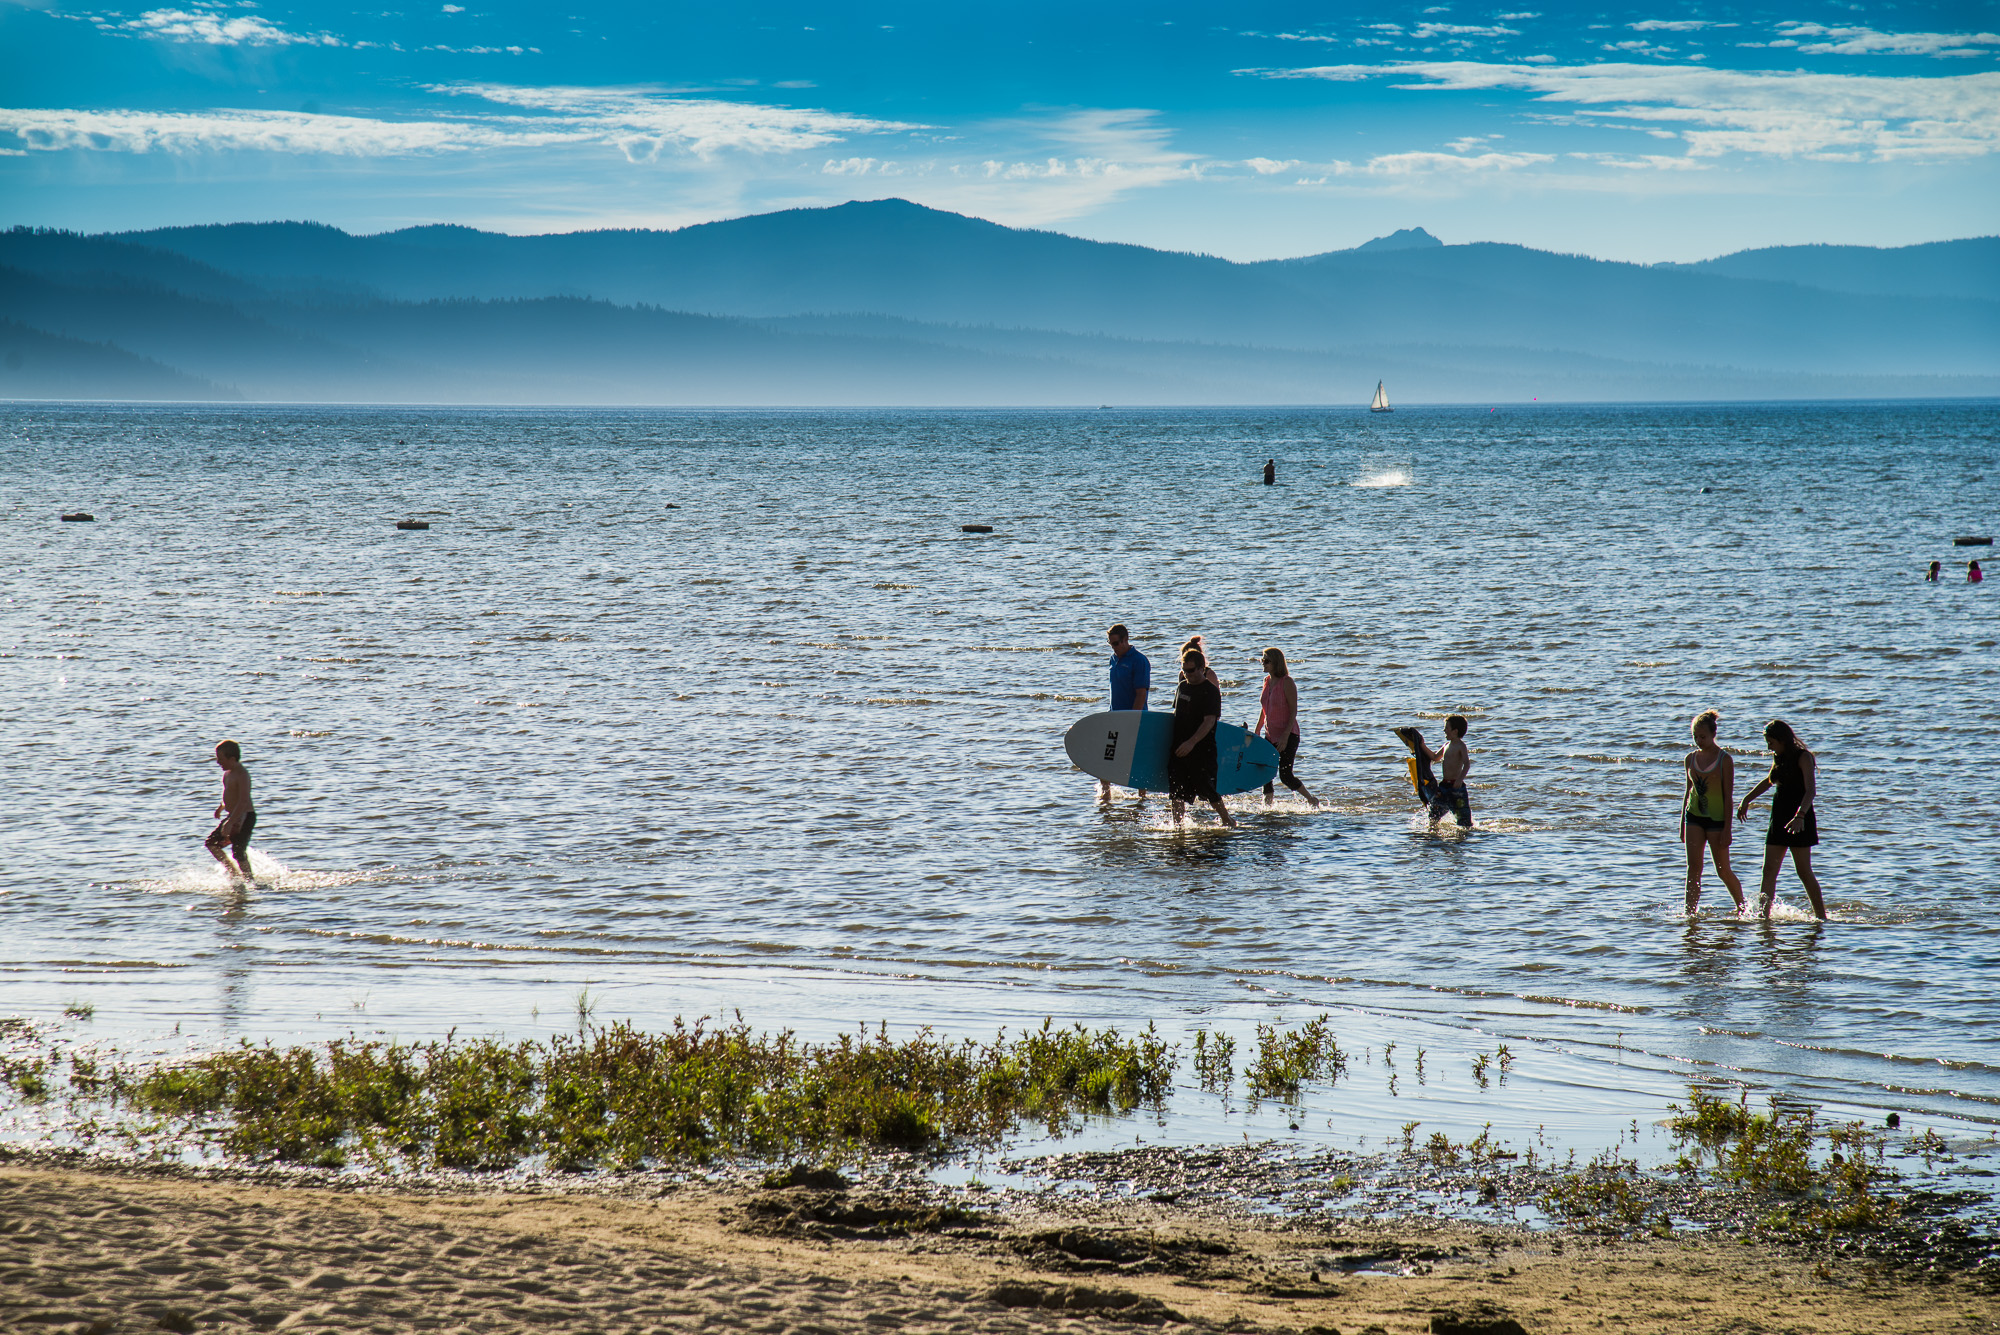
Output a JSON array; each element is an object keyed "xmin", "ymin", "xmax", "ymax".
[{"xmin": 1063, "ymin": 710, "xmax": 1280, "ymax": 797}]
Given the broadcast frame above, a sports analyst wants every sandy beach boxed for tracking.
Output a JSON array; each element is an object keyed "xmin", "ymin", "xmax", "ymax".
[{"xmin": 4, "ymin": 1156, "xmax": 1993, "ymax": 1334}]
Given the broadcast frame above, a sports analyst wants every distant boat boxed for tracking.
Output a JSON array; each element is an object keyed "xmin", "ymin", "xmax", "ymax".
[{"xmin": 1370, "ymin": 380, "xmax": 1392, "ymax": 413}]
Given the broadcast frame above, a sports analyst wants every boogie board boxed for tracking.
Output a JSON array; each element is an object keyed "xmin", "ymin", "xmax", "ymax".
[
  {"xmin": 1064, "ymin": 710, "xmax": 1281, "ymax": 797},
  {"xmin": 1394, "ymin": 726, "xmax": 1439, "ymax": 804}
]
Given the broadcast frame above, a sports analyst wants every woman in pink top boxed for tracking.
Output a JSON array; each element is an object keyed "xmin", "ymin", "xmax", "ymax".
[{"xmin": 1254, "ymin": 647, "xmax": 1319, "ymax": 807}]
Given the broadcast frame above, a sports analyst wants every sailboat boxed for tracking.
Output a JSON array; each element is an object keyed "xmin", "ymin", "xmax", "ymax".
[{"xmin": 1369, "ymin": 380, "xmax": 1392, "ymax": 413}]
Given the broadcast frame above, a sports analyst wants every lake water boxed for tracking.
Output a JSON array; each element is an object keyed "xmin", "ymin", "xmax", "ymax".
[{"xmin": 2, "ymin": 400, "xmax": 1996, "ymax": 1170}]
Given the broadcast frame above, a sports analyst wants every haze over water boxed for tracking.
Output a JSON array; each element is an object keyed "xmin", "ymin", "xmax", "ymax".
[{"xmin": 2, "ymin": 401, "xmax": 1996, "ymax": 1167}]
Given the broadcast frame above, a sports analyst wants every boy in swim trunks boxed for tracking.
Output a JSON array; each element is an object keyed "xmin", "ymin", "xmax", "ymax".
[
  {"xmin": 1427, "ymin": 715, "xmax": 1473, "ymax": 829},
  {"xmin": 204, "ymin": 739, "xmax": 256, "ymax": 880}
]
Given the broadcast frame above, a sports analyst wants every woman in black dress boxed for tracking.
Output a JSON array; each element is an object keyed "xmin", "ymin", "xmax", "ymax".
[
  {"xmin": 1168, "ymin": 646, "xmax": 1237, "ymax": 828},
  {"xmin": 1736, "ymin": 718, "xmax": 1828, "ymax": 921}
]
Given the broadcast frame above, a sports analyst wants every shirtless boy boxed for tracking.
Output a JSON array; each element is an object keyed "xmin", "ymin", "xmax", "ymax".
[
  {"xmin": 1428, "ymin": 714, "xmax": 1473, "ymax": 829},
  {"xmin": 204, "ymin": 739, "xmax": 256, "ymax": 879}
]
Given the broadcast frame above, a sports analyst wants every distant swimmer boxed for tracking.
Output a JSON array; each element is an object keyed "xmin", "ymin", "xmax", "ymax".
[
  {"xmin": 1100, "ymin": 623, "xmax": 1151, "ymax": 801},
  {"xmin": 1680, "ymin": 709, "xmax": 1745, "ymax": 915},
  {"xmin": 1169, "ymin": 645, "xmax": 1236, "ymax": 828},
  {"xmin": 1927, "ymin": 560, "xmax": 1942, "ymax": 582},
  {"xmin": 1972, "ymin": 560, "xmax": 1985, "ymax": 583},
  {"xmin": 204, "ymin": 739, "xmax": 256, "ymax": 881},
  {"xmin": 1425, "ymin": 714, "xmax": 1473, "ymax": 829},
  {"xmin": 1737, "ymin": 719, "xmax": 1827, "ymax": 922},
  {"xmin": 1254, "ymin": 646, "xmax": 1319, "ymax": 808},
  {"xmin": 1263, "ymin": 458, "xmax": 1276, "ymax": 486}
]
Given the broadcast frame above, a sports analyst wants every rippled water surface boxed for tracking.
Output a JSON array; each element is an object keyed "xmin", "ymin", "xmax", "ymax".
[{"xmin": 3, "ymin": 401, "xmax": 1996, "ymax": 1161}]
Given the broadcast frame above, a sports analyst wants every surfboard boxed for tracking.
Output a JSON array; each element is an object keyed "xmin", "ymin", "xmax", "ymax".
[{"xmin": 1064, "ymin": 710, "xmax": 1281, "ymax": 797}]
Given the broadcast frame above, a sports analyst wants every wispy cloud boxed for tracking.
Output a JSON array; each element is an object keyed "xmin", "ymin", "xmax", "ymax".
[
  {"xmin": 0, "ymin": 86, "xmax": 921, "ymax": 160},
  {"xmin": 436, "ymin": 84, "xmax": 914, "ymax": 158},
  {"xmin": 1630, "ymin": 20, "xmax": 1733, "ymax": 32},
  {"xmin": 110, "ymin": 5, "xmax": 343, "ymax": 46},
  {"xmin": 1412, "ymin": 22, "xmax": 1519, "ymax": 39},
  {"xmin": 1238, "ymin": 60, "xmax": 2000, "ymax": 161},
  {"xmin": 1362, "ymin": 149, "xmax": 1552, "ymax": 173},
  {"xmin": 1764, "ymin": 22, "xmax": 2000, "ymax": 58}
]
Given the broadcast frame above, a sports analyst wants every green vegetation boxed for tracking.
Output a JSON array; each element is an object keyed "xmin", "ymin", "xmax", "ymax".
[
  {"xmin": 115, "ymin": 1016, "xmax": 1180, "ymax": 1171},
  {"xmin": 62, "ymin": 1002, "xmax": 95, "ymax": 1021},
  {"xmin": 1666, "ymin": 1084, "xmax": 1899, "ymax": 1235},
  {"xmin": 1540, "ymin": 1146, "xmax": 1654, "ymax": 1228},
  {"xmin": 1244, "ymin": 1015, "xmax": 1346, "ymax": 1101},
  {"xmin": 1191, "ymin": 1029, "xmax": 1235, "ymax": 1092}
]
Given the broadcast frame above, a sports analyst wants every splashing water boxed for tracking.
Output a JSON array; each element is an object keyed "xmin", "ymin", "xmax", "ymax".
[{"xmin": 1354, "ymin": 467, "xmax": 1411, "ymax": 488}]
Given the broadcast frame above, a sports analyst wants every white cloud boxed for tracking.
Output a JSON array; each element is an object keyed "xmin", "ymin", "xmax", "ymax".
[
  {"xmin": 115, "ymin": 6, "xmax": 342, "ymax": 46},
  {"xmin": 1495, "ymin": 13, "xmax": 1540, "ymax": 20},
  {"xmin": 1630, "ymin": 20, "xmax": 1733, "ymax": 32},
  {"xmin": 435, "ymin": 84, "xmax": 921, "ymax": 158},
  {"xmin": 0, "ymin": 87, "xmax": 921, "ymax": 161},
  {"xmin": 1773, "ymin": 22, "xmax": 2000, "ymax": 57},
  {"xmin": 1244, "ymin": 156, "xmax": 1298, "ymax": 173},
  {"xmin": 1238, "ymin": 59, "xmax": 2000, "ymax": 161},
  {"xmin": 821, "ymin": 157, "xmax": 901, "ymax": 176},
  {"xmin": 1604, "ymin": 40, "xmax": 1674, "ymax": 57},
  {"xmin": 440, "ymin": 3, "xmax": 462, "ymax": 10},
  {"xmin": 1412, "ymin": 22, "xmax": 1519, "ymax": 39},
  {"xmin": 1365, "ymin": 149, "xmax": 1553, "ymax": 173}
]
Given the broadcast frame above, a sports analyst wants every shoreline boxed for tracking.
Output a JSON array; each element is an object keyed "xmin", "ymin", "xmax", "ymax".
[{"xmin": 4, "ymin": 1147, "xmax": 1995, "ymax": 1334}]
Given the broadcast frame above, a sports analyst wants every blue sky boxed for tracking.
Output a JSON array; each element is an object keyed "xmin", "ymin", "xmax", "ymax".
[{"xmin": 3, "ymin": 0, "xmax": 1995, "ymax": 260}]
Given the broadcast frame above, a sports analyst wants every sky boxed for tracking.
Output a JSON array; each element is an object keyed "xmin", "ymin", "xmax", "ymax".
[{"xmin": 2, "ymin": 0, "xmax": 1995, "ymax": 261}]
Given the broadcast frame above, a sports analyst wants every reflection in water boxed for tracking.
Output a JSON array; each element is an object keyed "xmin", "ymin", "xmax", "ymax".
[{"xmin": 215, "ymin": 884, "xmax": 254, "ymax": 1034}]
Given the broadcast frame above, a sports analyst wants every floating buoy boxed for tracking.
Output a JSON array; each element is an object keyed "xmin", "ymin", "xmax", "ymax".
[
  {"xmin": 961, "ymin": 523, "xmax": 993, "ymax": 534},
  {"xmin": 1699, "ymin": 486, "xmax": 1712, "ymax": 494},
  {"xmin": 59, "ymin": 512, "xmax": 94, "ymax": 522},
  {"xmin": 395, "ymin": 520, "xmax": 430, "ymax": 531},
  {"xmin": 1954, "ymin": 535, "xmax": 1993, "ymax": 546}
]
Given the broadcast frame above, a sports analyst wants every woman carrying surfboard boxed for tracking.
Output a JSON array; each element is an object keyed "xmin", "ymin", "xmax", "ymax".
[
  {"xmin": 1254, "ymin": 647, "xmax": 1319, "ymax": 808},
  {"xmin": 1680, "ymin": 709, "xmax": 1745, "ymax": 916},
  {"xmin": 1169, "ymin": 647, "xmax": 1236, "ymax": 828}
]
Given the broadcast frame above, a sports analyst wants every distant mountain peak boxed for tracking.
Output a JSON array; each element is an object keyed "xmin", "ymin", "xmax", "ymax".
[{"xmin": 1354, "ymin": 227, "xmax": 1443, "ymax": 252}]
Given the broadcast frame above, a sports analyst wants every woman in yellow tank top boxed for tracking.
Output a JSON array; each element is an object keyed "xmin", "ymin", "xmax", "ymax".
[{"xmin": 1682, "ymin": 709, "xmax": 1746, "ymax": 915}]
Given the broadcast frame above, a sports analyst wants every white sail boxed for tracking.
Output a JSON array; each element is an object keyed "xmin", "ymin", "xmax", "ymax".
[{"xmin": 1370, "ymin": 380, "xmax": 1391, "ymax": 412}]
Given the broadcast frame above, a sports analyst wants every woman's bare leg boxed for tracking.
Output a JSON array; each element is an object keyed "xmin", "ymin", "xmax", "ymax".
[
  {"xmin": 1208, "ymin": 798, "xmax": 1237, "ymax": 828},
  {"xmin": 1792, "ymin": 845, "xmax": 1828, "ymax": 920},
  {"xmin": 1708, "ymin": 828, "xmax": 1745, "ymax": 911},
  {"xmin": 1758, "ymin": 844, "xmax": 1786, "ymax": 918},
  {"xmin": 1683, "ymin": 823, "xmax": 1707, "ymax": 914},
  {"xmin": 1171, "ymin": 797, "xmax": 1185, "ymax": 826}
]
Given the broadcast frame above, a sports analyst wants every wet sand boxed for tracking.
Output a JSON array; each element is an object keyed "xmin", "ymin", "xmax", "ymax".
[{"xmin": 3, "ymin": 1159, "xmax": 1992, "ymax": 1334}]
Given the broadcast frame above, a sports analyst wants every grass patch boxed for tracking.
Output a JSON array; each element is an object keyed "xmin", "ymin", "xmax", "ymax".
[
  {"xmin": 1665, "ymin": 1084, "xmax": 1901, "ymax": 1236},
  {"xmin": 115, "ymin": 1016, "xmax": 1179, "ymax": 1172},
  {"xmin": 1244, "ymin": 1015, "xmax": 1346, "ymax": 1102}
]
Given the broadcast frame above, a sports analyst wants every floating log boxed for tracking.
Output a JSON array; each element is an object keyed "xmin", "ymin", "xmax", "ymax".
[
  {"xmin": 59, "ymin": 512, "xmax": 94, "ymax": 522},
  {"xmin": 961, "ymin": 523, "xmax": 994, "ymax": 534},
  {"xmin": 1953, "ymin": 535, "xmax": 1993, "ymax": 546},
  {"xmin": 395, "ymin": 520, "xmax": 430, "ymax": 531}
]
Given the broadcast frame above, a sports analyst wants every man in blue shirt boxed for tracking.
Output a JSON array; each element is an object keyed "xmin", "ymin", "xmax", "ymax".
[{"xmin": 1102, "ymin": 623, "xmax": 1151, "ymax": 800}]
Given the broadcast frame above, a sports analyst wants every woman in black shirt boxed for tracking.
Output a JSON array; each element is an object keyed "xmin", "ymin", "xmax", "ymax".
[
  {"xmin": 1169, "ymin": 646, "xmax": 1237, "ymax": 828},
  {"xmin": 1736, "ymin": 718, "xmax": 1828, "ymax": 921}
]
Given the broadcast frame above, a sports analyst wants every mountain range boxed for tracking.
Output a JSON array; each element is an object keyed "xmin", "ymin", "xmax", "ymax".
[{"xmin": 1, "ymin": 198, "xmax": 1994, "ymax": 404}]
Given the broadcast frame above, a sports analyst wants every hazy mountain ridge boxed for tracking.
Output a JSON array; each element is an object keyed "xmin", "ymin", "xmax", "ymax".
[
  {"xmin": 1, "ymin": 203, "xmax": 1994, "ymax": 403},
  {"xmin": 1678, "ymin": 237, "xmax": 2000, "ymax": 303}
]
